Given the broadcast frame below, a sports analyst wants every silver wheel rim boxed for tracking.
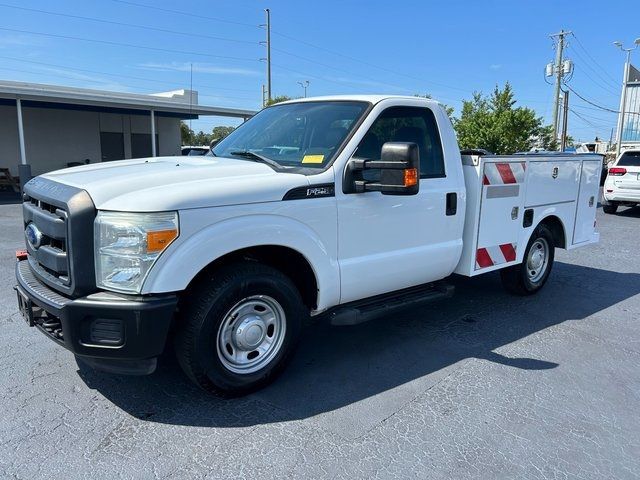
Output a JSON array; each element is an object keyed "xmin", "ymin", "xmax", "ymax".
[
  {"xmin": 526, "ymin": 238, "xmax": 549, "ymax": 283},
  {"xmin": 216, "ymin": 295, "xmax": 286, "ymax": 374}
]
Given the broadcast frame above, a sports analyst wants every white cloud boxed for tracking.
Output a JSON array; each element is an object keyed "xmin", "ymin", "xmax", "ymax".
[
  {"xmin": 6, "ymin": 64, "xmax": 134, "ymax": 92},
  {"xmin": 137, "ymin": 62, "xmax": 260, "ymax": 76}
]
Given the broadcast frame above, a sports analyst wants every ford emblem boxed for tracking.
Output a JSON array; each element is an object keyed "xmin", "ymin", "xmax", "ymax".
[{"xmin": 25, "ymin": 223, "xmax": 43, "ymax": 249}]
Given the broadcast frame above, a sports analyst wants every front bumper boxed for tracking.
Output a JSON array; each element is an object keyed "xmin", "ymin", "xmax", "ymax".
[{"xmin": 15, "ymin": 260, "xmax": 178, "ymax": 375}]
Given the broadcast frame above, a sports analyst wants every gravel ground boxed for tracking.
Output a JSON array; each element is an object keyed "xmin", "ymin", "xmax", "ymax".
[{"xmin": 1, "ymin": 200, "xmax": 639, "ymax": 479}]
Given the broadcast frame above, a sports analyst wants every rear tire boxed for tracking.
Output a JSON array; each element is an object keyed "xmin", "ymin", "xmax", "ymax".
[
  {"xmin": 500, "ymin": 224, "xmax": 555, "ymax": 296},
  {"xmin": 602, "ymin": 203, "xmax": 618, "ymax": 214},
  {"xmin": 174, "ymin": 261, "xmax": 306, "ymax": 397}
]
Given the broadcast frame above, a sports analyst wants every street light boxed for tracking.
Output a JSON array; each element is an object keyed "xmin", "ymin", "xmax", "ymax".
[
  {"xmin": 613, "ymin": 38, "xmax": 640, "ymax": 157},
  {"xmin": 297, "ymin": 80, "xmax": 310, "ymax": 98}
]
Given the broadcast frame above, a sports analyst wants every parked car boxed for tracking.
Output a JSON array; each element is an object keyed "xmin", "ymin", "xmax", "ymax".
[
  {"xmin": 181, "ymin": 146, "xmax": 210, "ymax": 156},
  {"xmin": 602, "ymin": 149, "xmax": 640, "ymax": 214},
  {"xmin": 15, "ymin": 95, "xmax": 601, "ymax": 396}
]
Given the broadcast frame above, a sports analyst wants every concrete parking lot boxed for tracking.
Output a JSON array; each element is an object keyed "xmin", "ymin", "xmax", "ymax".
[{"xmin": 1, "ymin": 199, "xmax": 639, "ymax": 479}]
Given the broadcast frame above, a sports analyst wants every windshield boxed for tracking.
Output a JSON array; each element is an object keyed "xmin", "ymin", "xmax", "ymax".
[
  {"xmin": 617, "ymin": 151, "xmax": 640, "ymax": 167},
  {"xmin": 212, "ymin": 101, "xmax": 369, "ymax": 170}
]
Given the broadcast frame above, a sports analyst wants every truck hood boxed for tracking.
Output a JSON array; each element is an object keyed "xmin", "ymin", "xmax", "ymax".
[{"xmin": 42, "ymin": 156, "xmax": 311, "ymax": 211}]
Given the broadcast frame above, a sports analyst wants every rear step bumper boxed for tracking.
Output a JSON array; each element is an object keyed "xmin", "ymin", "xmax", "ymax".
[{"xmin": 328, "ymin": 282, "xmax": 454, "ymax": 326}]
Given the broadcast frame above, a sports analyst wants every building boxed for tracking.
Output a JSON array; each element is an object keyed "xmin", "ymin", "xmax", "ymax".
[
  {"xmin": 617, "ymin": 64, "xmax": 640, "ymax": 149},
  {"xmin": 0, "ymin": 80, "xmax": 256, "ymax": 185}
]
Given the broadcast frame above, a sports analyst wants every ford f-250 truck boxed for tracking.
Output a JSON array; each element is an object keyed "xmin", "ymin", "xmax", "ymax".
[{"xmin": 15, "ymin": 96, "xmax": 602, "ymax": 396}]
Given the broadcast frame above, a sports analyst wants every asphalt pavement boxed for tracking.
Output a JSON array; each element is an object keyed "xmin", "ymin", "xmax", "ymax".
[{"xmin": 1, "ymin": 200, "xmax": 639, "ymax": 479}]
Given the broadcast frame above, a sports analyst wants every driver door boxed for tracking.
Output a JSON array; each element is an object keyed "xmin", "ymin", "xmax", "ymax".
[{"xmin": 336, "ymin": 105, "xmax": 462, "ymax": 304}]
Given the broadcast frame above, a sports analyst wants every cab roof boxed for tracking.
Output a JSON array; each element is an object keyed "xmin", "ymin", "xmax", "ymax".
[{"xmin": 276, "ymin": 94, "xmax": 441, "ymax": 107}]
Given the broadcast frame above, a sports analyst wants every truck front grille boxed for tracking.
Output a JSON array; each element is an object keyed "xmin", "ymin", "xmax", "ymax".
[
  {"xmin": 23, "ymin": 197, "xmax": 70, "ymax": 285},
  {"xmin": 23, "ymin": 177, "xmax": 97, "ymax": 298}
]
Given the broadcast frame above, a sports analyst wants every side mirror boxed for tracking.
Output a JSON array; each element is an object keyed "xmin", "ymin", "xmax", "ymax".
[
  {"xmin": 210, "ymin": 138, "xmax": 221, "ymax": 149},
  {"xmin": 344, "ymin": 142, "xmax": 420, "ymax": 195}
]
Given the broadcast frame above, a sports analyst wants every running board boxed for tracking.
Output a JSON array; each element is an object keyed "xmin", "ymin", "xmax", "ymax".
[{"xmin": 328, "ymin": 282, "xmax": 455, "ymax": 326}]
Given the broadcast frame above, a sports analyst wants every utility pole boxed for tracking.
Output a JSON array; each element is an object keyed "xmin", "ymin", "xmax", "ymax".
[
  {"xmin": 297, "ymin": 80, "xmax": 310, "ymax": 97},
  {"xmin": 560, "ymin": 89, "xmax": 569, "ymax": 152},
  {"xmin": 264, "ymin": 9, "xmax": 272, "ymax": 104},
  {"xmin": 549, "ymin": 30, "xmax": 571, "ymax": 144},
  {"xmin": 613, "ymin": 39, "xmax": 640, "ymax": 157},
  {"xmin": 261, "ymin": 84, "xmax": 266, "ymax": 108}
]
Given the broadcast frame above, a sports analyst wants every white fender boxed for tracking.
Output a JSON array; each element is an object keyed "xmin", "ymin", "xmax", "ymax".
[{"xmin": 142, "ymin": 211, "xmax": 339, "ymax": 312}]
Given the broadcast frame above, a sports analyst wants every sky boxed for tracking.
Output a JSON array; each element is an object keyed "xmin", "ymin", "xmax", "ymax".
[{"xmin": 0, "ymin": 0, "xmax": 637, "ymax": 142}]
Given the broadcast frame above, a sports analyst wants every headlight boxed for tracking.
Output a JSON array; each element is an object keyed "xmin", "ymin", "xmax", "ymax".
[{"xmin": 95, "ymin": 211, "xmax": 179, "ymax": 293}]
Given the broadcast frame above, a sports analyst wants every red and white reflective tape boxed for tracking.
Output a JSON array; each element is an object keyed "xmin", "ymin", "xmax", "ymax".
[
  {"xmin": 483, "ymin": 162, "xmax": 526, "ymax": 185},
  {"xmin": 476, "ymin": 243, "xmax": 517, "ymax": 269}
]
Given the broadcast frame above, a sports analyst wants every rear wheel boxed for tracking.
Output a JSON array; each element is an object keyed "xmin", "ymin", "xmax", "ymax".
[
  {"xmin": 175, "ymin": 261, "xmax": 306, "ymax": 396},
  {"xmin": 602, "ymin": 203, "xmax": 618, "ymax": 214},
  {"xmin": 500, "ymin": 225, "xmax": 555, "ymax": 295}
]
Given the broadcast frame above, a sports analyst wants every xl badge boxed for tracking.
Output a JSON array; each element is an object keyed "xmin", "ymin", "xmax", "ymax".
[{"xmin": 25, "ymin": 223, "xmax": 43, "ymax": 249}]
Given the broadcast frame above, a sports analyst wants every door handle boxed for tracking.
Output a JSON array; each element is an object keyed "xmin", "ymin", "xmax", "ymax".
[{"xmin": 446, "ymin": 192, "xmax": 457, "ymax": 216}]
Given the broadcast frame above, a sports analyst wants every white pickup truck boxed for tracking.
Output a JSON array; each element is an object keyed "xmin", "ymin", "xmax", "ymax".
[{"xmin": 15, "ymin": 95, "xmax": 602, "ymax": 396}]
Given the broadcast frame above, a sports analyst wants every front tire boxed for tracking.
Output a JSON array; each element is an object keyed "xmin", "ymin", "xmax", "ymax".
[
  {"xmin": 500, "ymin": 224, "xmax": 555, "ymax": 295},
  {"xmin": 175, "ymin": 261, "xmax": 306, "ymax": 397}
]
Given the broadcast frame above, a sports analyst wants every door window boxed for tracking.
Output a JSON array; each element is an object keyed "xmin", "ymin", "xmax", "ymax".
[{"xmin": 354, "ymin": 106, "xmax": 445, "ymax": 178}]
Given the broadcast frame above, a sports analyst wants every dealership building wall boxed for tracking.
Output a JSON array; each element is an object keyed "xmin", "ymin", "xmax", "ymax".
[
  {"xmin": 0, "ymin": 103, "xmax": 181, "ymax": 176},
  {"xmin": 0, "ymin": 80, "xmax": 255, "ymax": 181}
]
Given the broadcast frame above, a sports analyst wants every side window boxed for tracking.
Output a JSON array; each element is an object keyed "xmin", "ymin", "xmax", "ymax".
[{"xmin": 354, "ymin": 106, "xmax": 445, "ymax": 178}]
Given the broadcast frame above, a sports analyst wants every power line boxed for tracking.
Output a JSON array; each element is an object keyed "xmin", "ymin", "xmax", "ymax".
[
  {"xmin": 570, "ymin": 33, "xmax": 619, "ymax": 85},
  {"xmin": 563, "ymin": 83, "xmax": 620, "ymax": 113},
  {"xmin": 0, "ymin": 66, "xmax": 259, "ymax": 102},
  {"xmin": 108, "ymin": 0, "xmax": 259, "ymax": 29},
  {"xmin": 0, "ymin": 27, "xmax": 258, "ymax": 63},
  {"xmin": 0, "ymin": 3, "xmax": 259, "ymax": 45},
  {"xmin": 569, "ymin": 108, "xmax": 609, "ymax": 130},
  {"xmin": 271, "ymin": 47, "xmax": 415, "ymax": 93},
  {"xmin": 107, "ymin": 0, "xmax": 469, "ymax": 95},
  {"xmin": 0, "ymin": 55, "xmax": 257, "ymax": 93},
  {"xmin": 567, "ymin": 46, "xmax": 619, "ymax": 95},
  {"xmin": 569, "ymin": 107, "xmax": 615, "ymax": 124},
  {"xmin": 271, "ymin": 29, "xmax": 470, "ymax": 94},
  {"xmin": 571, "ymin": 103, "xmax": 617, "ymax": 115}
]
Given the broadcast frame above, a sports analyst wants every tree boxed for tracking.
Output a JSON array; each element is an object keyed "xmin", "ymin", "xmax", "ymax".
[
  {"xmin": 180, "ymin": 122, "xmax": 193, "ymax": 145},
  {"xmin": 211, "ymin": 126, "xmax": 235, "ymax": 141},
  {"xmin": 265, "ymin": 95, "xmax": 293, "ymax": 106},
  {"xmin": 453, "ymin": 83, "xmax": 555, "ymax": 154},
  {"xmin": 181, "ymin": 123, "xmax": 236, "ymax": 146}
]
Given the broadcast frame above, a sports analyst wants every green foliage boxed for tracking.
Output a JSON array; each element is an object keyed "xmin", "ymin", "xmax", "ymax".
[
  {"xmin": 453, "ymin": 83, "xmax": 556, "ymax": 154},
  {"xmin": 211, "ymin": 126, "xmax": 236, "ymax": 141},
  {"xmin": 180, "ymin": 122, "xmax": 192, "ymax": 144},
  {"xmin": 265, "ymin": 95, "xmax": 294, "ymax": 106},
  {"xmin": 180, "ymin": 122, "xmax": 236, "ymax": 146}
]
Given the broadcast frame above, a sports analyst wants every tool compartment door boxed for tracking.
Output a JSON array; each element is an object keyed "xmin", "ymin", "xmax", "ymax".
[
  {"xmin": 475, "ymin": 161, "xmax": 525, "ymax": 271},
  {"xmin": 572, "ymin": 160, "xmax": 601, "ymax": 245},
  {"xmin": 524, "ymin": 160, "xmax": 581, "ymax": 206}
]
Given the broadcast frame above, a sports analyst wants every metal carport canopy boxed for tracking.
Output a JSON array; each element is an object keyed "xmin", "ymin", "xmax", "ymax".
[{"xmin": 0, "ymin": 79, "xmax": 257, "ymax": 118}]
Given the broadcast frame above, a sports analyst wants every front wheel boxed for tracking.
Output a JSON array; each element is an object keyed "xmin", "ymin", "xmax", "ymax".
[
  {"xmin": 500, "ymin": 225, "xmax": 555, "ymax": 295},
  {"xmin": 175, "ymin": 261, "xmax": 306, "ymax": 396}
]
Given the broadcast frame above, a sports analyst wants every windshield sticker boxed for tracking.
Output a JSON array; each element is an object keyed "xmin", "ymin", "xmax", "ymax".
[{"xmin": 302, "ymin": 154, "xmax": 324, "ymax": 164}]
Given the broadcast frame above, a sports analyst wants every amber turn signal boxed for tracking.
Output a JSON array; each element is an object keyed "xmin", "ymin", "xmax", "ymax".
[
  {"xmin": 147, "ymin": 229, "xmax": 178, "ymax": 253},
  {"xmin": 403, "ymin": 168, "xmax": 418, "ymax": 187}
]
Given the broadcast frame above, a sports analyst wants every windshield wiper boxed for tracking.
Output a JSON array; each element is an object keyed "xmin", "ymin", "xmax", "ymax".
[{"xmin": 229, "ymin": 150, "xmax": 282, "ymax": 169}]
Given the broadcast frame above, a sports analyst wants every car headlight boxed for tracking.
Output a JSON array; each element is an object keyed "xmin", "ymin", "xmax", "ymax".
[{"xmin": 95, "ymin": 211, "xmax": 179, "ymax": 293}]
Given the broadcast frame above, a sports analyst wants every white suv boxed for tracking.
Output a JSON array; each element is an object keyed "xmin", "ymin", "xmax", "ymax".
[{"xmin": 603, "ymin": 149, "xmax": 640, "ymax": 214}]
